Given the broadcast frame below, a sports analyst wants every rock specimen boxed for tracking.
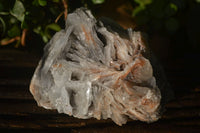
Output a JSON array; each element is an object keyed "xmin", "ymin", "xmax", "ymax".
[{"xmin": 30, "ymin": 8, "xmax": 162, "ymax": 126}]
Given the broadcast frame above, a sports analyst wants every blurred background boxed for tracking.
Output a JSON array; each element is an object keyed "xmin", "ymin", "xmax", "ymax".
[
  {"xmin": 0, "ymin": 0, "xmax": 200, "ymax": 59},
  {"xmin": 0, "ymin": 0, "xmax": 200, "ymax": 132}
]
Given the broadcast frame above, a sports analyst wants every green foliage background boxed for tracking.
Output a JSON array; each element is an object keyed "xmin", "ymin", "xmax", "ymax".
[
  {"xmin": 0, "ymin": 0, "xmax": 64, "ymax": 47},
  {"xmin": 0, "ymin": 0, "xmax": 200, "ymax": 48}
]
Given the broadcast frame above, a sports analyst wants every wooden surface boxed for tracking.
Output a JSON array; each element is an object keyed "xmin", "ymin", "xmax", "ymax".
[{"xmin": 0, "ymin": 48, "xmax": 200, "ymax": 133}]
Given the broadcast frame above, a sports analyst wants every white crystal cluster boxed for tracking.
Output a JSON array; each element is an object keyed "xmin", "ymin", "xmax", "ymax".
[{"xmin": 30, "ymin": 8, "xmax": 161, "ymax": 126}]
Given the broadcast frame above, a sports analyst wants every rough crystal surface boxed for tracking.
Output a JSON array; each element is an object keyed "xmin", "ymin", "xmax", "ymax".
[{"xmin": 30, "ymin": 8, "xmax": 161, "ymax": 126}]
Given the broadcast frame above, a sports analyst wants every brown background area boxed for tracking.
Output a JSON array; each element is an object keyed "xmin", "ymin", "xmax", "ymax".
[
  {"xmin": 1, "ymin": 0, "xmax": 200, "ymax": 132},
  {"xmin": 0, "ymin": 45, "xmax": 200, "ymax": 133}
]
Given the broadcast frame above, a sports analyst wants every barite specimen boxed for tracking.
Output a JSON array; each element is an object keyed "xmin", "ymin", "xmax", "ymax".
[{"xmin": 30, "ymin": 8, "xmax": 162, "ymax": 126}]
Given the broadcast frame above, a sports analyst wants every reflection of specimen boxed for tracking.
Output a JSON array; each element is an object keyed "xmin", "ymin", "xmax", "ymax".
[{"xmin": 30, "ymin": 8, "xmax": 161, "ymax": 126}]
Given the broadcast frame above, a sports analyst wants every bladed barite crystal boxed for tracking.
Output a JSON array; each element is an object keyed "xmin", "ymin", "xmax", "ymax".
[{"xmin": 30, "ymin": 8, "xmax": 161, "ymax": 126}]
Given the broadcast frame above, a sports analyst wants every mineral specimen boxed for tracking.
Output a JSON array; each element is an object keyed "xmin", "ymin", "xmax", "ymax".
[{"xmin": 30, "ymin": 8, "xmax": 162, "ymax": 126}]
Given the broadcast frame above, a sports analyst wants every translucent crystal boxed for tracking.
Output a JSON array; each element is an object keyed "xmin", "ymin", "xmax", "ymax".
[{"xmin": 30, "ymin": 8, "xmax": 161, "ymax": 126}]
